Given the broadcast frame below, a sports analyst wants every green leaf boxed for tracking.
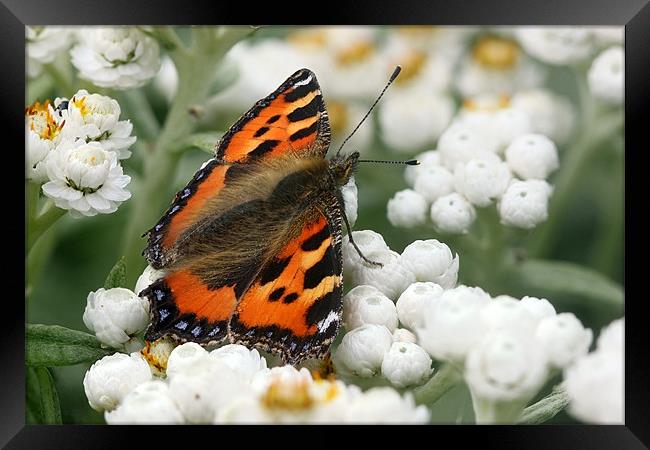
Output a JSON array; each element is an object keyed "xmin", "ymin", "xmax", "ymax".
[
  {"xmin": 104, "ymin": 256, "xmax": 127, "ymax": 289},
  {"xmin": 500, "ymin": 259, "xmax": 623, "ymax": 319},
  {"xmin": 27, "ymin": 324, "xmax": 113, "ymax": 367},
  {"xmin": 26, "ymin": 366, "xmax": 62, "ymax": 424},
  {"xmin": 184, "ymin": 132, "xmax": 223, "ymax": 153}
]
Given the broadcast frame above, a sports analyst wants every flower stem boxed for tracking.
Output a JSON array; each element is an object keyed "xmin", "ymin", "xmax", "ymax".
[
  {"xmin": 413, "ymin": 363, "xmax": 462, "ymax": 406},
  {"xmin": 517, "ymin": 384, "xmax": 569, "ymax": 424},
  {"xmin": 27, "ymin": 196, "xmax": 66, "ymax": 253},
  {"xmin": 470, "ymin": 392, "xmax": 528, "ymax": 424}
]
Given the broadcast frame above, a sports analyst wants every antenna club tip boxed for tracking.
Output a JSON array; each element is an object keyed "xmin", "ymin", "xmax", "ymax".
[
  {"xmin": 390, "ymin": 66, "xmax": 402, "ymax": 82},
  {"xmin": 406, "ymin": 159, "xmax": 420, "ymax": 166}
]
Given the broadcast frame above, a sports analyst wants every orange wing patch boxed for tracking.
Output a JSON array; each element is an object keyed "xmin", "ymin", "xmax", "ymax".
[{"xmin": 228, "ymin": 212, "xmax": 343, "ymax": 364}]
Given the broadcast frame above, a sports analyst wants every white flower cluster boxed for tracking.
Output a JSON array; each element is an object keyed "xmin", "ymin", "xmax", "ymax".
[
  {"xmin": 26, "ymin": 26, "xmax": 74, "ymax": 78},
  {"xmin": 83, "ymin": 342, "xmax": 428, "ymax": 424},
  {"xmin": 564, "ymin": 318, "xmax": 623, "ymax": 424},
  {"xmin": 334, "ymin": 233, "xmax": 459, "ymax": 387},
  {"xmin": 388, "ymin": 94, "xmax": 562, "ymax": 232},
  {"xmin": 26, "ymin": 90, "xmax": 135, "ymax": 217}
]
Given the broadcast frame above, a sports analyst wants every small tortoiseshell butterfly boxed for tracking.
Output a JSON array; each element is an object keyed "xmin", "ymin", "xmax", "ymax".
[{"xmin": 140, "ymin": 68, "xmax": 402, "ymax": 365}]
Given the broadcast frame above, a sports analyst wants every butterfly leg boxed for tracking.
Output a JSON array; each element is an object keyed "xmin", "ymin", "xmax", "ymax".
[{"xmin": 336, "ymin": 193, "xmax": 383, "ymax": 268}]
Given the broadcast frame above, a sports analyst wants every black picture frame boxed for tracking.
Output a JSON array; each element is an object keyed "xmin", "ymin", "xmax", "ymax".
[{"xmin": 8, "ymin": 0, "xmax": 648, "ymax": 447}]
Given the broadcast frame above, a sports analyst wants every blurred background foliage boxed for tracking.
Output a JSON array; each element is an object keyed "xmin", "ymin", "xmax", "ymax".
[{"xmin": 26, "ymin": 25, "xmax": 623, "ymax": 424}]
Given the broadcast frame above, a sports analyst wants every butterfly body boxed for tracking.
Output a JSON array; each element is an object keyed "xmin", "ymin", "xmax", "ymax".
[{"xmin": 140, "ymin": 68, "xmax": 360, "ymax": 364}]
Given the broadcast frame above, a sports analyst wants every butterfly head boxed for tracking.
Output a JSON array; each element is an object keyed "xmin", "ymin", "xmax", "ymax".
[{"xmin": 328, "ymin": 151, "xmax": 360, "ymax": 187}]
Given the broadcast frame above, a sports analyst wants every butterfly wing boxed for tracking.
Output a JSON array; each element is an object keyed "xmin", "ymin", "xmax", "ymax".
[
  {"xmin": 143, "ymin": 68, "xmax": 331, "ymax": 269},
  {"xmin": 228, "ymin": 204, "xmax": 344, "ymax": 365}
]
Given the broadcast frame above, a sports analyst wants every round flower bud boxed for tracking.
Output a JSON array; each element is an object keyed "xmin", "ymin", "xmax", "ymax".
[
  {"xmin": 400, "ymin": 239, "xmax": 459, "ymax": 288},
  {"xmin": 454, "ymin": 157, "xmax": 512, "ymax": 207},
  {"xmin": 379, "ymin": 90, "xmax": 454, "ymax": 153},
  {"xmin": 430, "ymin": 193, "xmax": 476, "ymax": 234},
  {"xmin": 438, "ymin": 123, "xmax": 499, "ymax": 170},
  {"xmin": 397, "ymin": 282, "xmax": 444, "ymax": 330},
  {"xmin": 505, "ymin": 134, "xmax": 559, "ymax": 180},
  {"xmin": 140, "ymin": 337, "xmax": 176, "ymax": 377},
  {"xmin": 588, "ymin": 46, "xmax": 623, "ymax": 105},
  {"xmin": 104, "ymin": 380, "xmax": 184, "ymax": 424},
  {"xmin": 83, "ymin": 352, "xmax": 153, "ymax": 412},
  {"xmin": 165, "ymin": 342, "xmax": 210, "ymax": 377},
  {"xmin": 343, "ymin": 388, "xmax": 429, "ymax": 423},
  {"xmin": 386, "ymin": 189, "xmax": 429, "ymax": 228},
  {"xmin": 209, "ymin": 344, "xmax": 268, "ymax": 382},
  {"xmin": 519, "ymin": 296, "xmax": 557, "ymax": 322},
  {"xmin": 404, "ymin": 150, "xmax": 441, "ymax": 187},
  {"xmin": 349, "ymin": 250, "xmax": 416, "ymax": 300},
  {"xmin": 515, "ymin": 27, "xmax": 595, "ymax": 66},
  {"xmin": 480, "ymin": 297, "xmax": 538, "ymax": 334},
  {"xmin": 333, "ymin": 324, "xmax": 393, "ymax": 377},
  {"xmin": 498, "ymin": 180, "xmax": 552, "ymax": 229},
  {"xmin": 134, "ymin": 264, "xmax": 166, "ymax": 296},
  {"xmin": 492, "ymin": 108, "xmax": 533, "ymax": 149},
  {"xmin": 413, "ymin": 165, "xmax": 455, "ymax": 203},
  {"xmin": 534, "ymin": 313, "xmax": 593, "ymax": 368},
  {"xmin": 416, "ymin": 285, "xmax": 491, "ymax": 362},
  {"xmin": 83, "ymin": 287, "xmax": 150, "ymax": 348},
  {"xmin": 342, "ymin": 287, "xmax": 398, "ymax": 332},
  {"xmin": 465, "ymin": 330, "xmax": 549, "ymax": 402},
  {"xmin": 381, "ymin": 342, "xmax": 433, "ymax": 388},
  {"xmin": 596, "ymin": 318, "xmax": 623, "ymax": 354},
  {"xmin": 511, "ymin": 88, "xmax": 575, "ymax": 144},
  {"xmin": 341, "ymin": 176, "xmax": 358, "ymax": 228},
  {"xmin": 564, "ymin": 350, "xmax": 623, "ymax": 424},
  {"xmin": 342, "ymin": 230, "xmax": 389, "ymax": 276},
  {"xmin": 392, "ymin": 328, "xmax": 418, "ymax": 344}
]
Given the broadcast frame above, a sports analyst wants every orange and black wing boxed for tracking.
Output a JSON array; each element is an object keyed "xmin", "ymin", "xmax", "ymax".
[
  {"xmin": 228, "ymin": 207, "xmax": 344, "ymax": 364},
  {"xmin": 143, "ymin": 68, "xmax": 331, "ymax": 269}
]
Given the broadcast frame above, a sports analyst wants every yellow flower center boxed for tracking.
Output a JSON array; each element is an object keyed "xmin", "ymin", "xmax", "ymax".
[
  {"xmin": 261, "ymin": 379, "xmax": 314, "ymax": 411},
  {"xmin": 73, "ymin": 95, "xmax": 90, "ymax": 117},
  {"xmin": 25, "ymin": 100, "xmax": 63, "ymax": 141},
  {"xmin": 463, "ymin": 94, "xmax": 511, "ymax": 112},
  {"xmin": 287, "ymin": 29, "xmax": 328, "ymax": 50},
  {"xmin": 393, "ymin": 50, "xmax": 427, "ymax": 85},
  {"xmin": 335, "ymin": 41, "xmax": 374, "ymax": 66},
  {"xmin": 472, "ymin": 36, "xmax": 520, "ymax": 70},
  {"xmin": 326, "ymin": 100, "xmax": 349, "ymax": 136}
]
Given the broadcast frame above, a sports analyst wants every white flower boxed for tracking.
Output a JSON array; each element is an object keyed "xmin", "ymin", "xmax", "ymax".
[
  {"xmin": 498, "ymin": 179, "xmax": 553, "ymax": 229},
  {"xmin": 397, "ymin": 282, "xmax": 444, "ymax": 330},
  {"xmin": 341, "ymin": 176, "xmax": 358, "ymax": 228},
  {"xmin": 42, "ymin": 141, "xmax": 132, "ymax": 218},
  {"xmin": 534, "ymin": 313, "xmax": 593, "ymax": 368},
  {"xmin": 511, "ymin": 89, "xmax": 576, "ymax": 144},
  {"xmin": 505, "ymin": 134, "xmax": 559, "ymax": 180},
  {"xmin": 400, "ymin": 239, "xmax": 459, "ymax": 288},
  {"xmin": 465, "ymin": 330, "xmax": 549, "ymax": 402},
  {"xmin": 348, "ymin": 250, "xmax": 416, "ymax": 300},
  {"xmin": 437, "ymin": 123, "xmax": 499, "ymax": 170},
  {"xmin": 564, "ymin": 349, "xmax": 623, "ymax": 423},
  {"xmin": 342, "ymin": 388, "xmax": 429, "ymax": 423},
  {"xmin": 64, "ymin": 90, "xmax": 136, "ymax": 159},
  {"xmin": 480, "ymin": 297, "xmax": 538, "ymax": 334},
  {"xmin": 134, "ymin": 264, "xmax": 166, "ymax": 296},
  {"xmin": 519, "ymin": 296, "xmax": 557, "ymax": 322},
  {"xmin": 378, "ymin": 90, "xmax": 454, "ymax": 153},
  {"xmin": 105, "ymin": 380, "xmax": 184, "ymax": 424},
  {"xmin": 25, "ymin": 100, "xmax": 65, "ymax": 182},
  {"xmin": 592, "ymin": 27, "xmax": 624, "ymax": 47},
  {"xmin": 404, "ymin": 150, "xmax": 441, "ymax": 187},
  {"xmin": 386, "ymin": 189, "xmax": 429, "ymax": 229},
  {"xmin": 416, "ymin": 285, "xmax": 491, "ymax": 362},
  {"xmin": 83, "ymin": 352, "xmax": 152, "ymax": 412},
  {"xmin": 333, "ymin": 324, "xmax": 393, "ymax": 377},
  {"xmin": 381, "ymin": 342, "xmax": 433, "ymax": 388},
  {"xmin": 454, "ymin": 157, "xmax": 512, "ymax": 207},
  {"xmin": 430, "ymin": 193, "xmax": 477, "ymax": 234},
  {"xmin": 515, "ymin": 27, "xmax": 595, "ymax": 65},
  {"xmin": 588, "ymin": 46, "xmax": 624, "ymax": 105},
  {"xmin": 140, "ymin": 337, "xmax": 176, "ymax": 377},
  {"xmin": 342, "ymin": 230, "xmax": 389, "ymax": 276},
  {"xmin": 456, "ymin": 35, "xmax": 546, "ymax": 97},
  {"xmin": 392, "ymin": 328, "xmax": 418, "ymax": 344},
  {"xmin": 596, "ymin": 318, "xmax": 623, "ymax": 354},
  {"xmin": 83, "ymin": 287, "xmax": 150, "ymax": 348},
  {"xmin": 70, "ymin": 27, "xmax": 161, "ymax": 90},
  {"xmin": 342, "ymin": 286, "xmax": 398, "ymax": 332},
  {"xmin": 209, "ymin": 344, "xmax": 268, "ymax": 382},
  {"xmin": 26, "ymin": 26, "xmax": 73, "ymax": 77},
  {"xmin": 165, "ymin": 342, "xmax": 211, "ymax": 377},
  {"xmin": 413, "ymin": 164, "xmax": 455, "ymax": 203}
]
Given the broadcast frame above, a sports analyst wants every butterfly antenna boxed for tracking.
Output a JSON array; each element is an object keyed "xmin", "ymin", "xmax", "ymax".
[
  {"xmin": 335, "ymin": 66, "xmax": 401, "ymax": 157},
  {"xmin": 358, "ymin": 159, "xmax": 420, "ymax": 165}
]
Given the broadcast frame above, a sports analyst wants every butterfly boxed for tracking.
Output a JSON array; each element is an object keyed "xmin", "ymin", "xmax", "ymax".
[{"xmin": 139, "ymin": 68, "xmax": 381, "ymax": 365}]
